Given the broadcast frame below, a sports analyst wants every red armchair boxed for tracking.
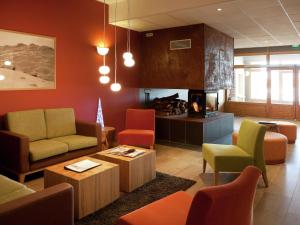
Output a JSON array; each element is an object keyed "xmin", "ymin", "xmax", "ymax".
[
  {"xmin": 118, "ymin": 166, "xmax": 261, "ymax": 225},
  {"xmin": 118, "ymin": 109, "xmax": 155, "ymax": 149}
]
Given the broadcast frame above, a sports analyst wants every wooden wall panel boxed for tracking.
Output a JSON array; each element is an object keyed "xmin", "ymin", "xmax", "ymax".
[
  {"xmin": 269, "ymin": 105, "xmax": 295, "ymax": 119},
  {"xmin": 225, "ymin": 102, "xmax": 268, "ymax": 117},
  {"xmin": 140, "ymin": 24, "xmax": 205, "ymax": 89}
]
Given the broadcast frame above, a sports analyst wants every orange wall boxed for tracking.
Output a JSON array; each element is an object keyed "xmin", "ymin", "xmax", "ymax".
[{"xmin": 0, "ymin": 0, "xmax": 141, "ymax": 132}]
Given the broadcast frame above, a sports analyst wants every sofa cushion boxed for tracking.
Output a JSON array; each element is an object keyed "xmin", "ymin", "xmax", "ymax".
[
  {"xmin": 118, "ymin": 129, "xmax": 155, "ymax": 147},
  {"xmin": 0, "ymin": 175, "xmax": 35, "ymax": 205},
  {"xmin": 6, "ymin": 109, "xmax": 47, "ymax": 141},
  {"xmin": 45, "ymin": 108, "xmax": 77, "ymax": 138},
  {"xmin": 29, "ymin": 140, "xmax": 69, "ymax": 162},
  {"xmin": 51, "ymin": 135, "xmax": 98, "ymax": 151}
]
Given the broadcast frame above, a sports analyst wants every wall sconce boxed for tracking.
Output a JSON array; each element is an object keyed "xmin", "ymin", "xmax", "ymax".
[{"xmin": 97, "ymin": 42, "xmax": 109, "ymax": 56}]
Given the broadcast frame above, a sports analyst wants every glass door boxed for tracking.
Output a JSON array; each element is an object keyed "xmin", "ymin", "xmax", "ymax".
[{"xmin": 269, "ymin": 69, "xmax": 295, "ymax": 119}]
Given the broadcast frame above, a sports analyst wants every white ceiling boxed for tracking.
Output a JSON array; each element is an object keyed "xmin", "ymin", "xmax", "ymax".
[{"xmin": 98, "ymin": 0, "xmax": 300, "ymax": 49}]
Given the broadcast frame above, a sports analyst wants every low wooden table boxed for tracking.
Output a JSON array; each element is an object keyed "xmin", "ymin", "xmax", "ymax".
[
  {"xmin": 44, "ymin": 156, "xmax": 120, "ymax": 219},
  {"xmin": 92, "ymin": 146, "xmax": 156, "ymax": 192}
]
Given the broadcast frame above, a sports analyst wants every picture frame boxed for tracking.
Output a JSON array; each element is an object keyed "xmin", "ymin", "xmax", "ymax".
[{"xmin": 0, "ymin": 29, "xmax": 56, "ymax": 90}]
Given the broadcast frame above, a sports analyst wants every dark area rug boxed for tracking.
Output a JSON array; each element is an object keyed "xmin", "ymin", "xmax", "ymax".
[{"xmin": 76, "ymin": 172, "xmax": 196, "ymax": 225}]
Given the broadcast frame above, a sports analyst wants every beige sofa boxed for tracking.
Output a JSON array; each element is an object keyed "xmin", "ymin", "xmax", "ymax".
[
  {"xmin": 0, "ymin": 108, "xmax": 101, "ymax": 182},
  {"xmin": 0, "ymin": 175, "xmax": 74, "ymax": 225}
]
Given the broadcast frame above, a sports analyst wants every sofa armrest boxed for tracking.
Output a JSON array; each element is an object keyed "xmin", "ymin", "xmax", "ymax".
[
  {"xmin": 76, "ymin": 121, "xmax": 102, "ymax": 150},
  {"xmin": 0, "ymin": 183, "xmax": 74, "ymax": 225},
  {"xmin": 0, "ymin": 130, "xmax": 30, "ymax": 173}
]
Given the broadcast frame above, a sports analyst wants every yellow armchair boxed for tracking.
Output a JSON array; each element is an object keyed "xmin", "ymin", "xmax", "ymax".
[{"xmin": 202, "ymin": 119, "xmax": 268, "ymax": 187}]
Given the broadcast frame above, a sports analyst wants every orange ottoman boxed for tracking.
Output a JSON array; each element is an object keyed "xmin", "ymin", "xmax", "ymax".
[
  {"xmin": 232, "ymin": 131, "xmax": 288, "ymax": 165},
  {"xmin": 271, "ymin": 121, "xmax": 297, "ymax": 144}
]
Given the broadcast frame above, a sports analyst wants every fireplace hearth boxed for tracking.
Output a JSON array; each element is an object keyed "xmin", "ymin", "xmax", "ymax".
[{"xmin": 188, "ymin": 90, "xmax": 218, "ymax": 117}]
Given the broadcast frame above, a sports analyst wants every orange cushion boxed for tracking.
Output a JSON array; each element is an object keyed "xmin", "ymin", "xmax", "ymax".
[
  {"xmin": 118, "ymin": 129, "xmax": 154, "ymax": 147},
  {"xmin": 118, "ymin": 191, "xmax": 193, "ymax": 225},
  {"xmin": 271, "ymin": 121, "xmax": 297, "ymax": 143}
]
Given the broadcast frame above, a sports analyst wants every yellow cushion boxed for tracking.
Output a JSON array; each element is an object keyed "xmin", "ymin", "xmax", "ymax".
[
  {"xmin": 45, "ymin": 108, "xmax": 77, "ymax": 138},
  {"xmin": 51, "ymin": 135, "xmax": 98, "ymax": 151},
  {"xmin": 0, "ymin": 175, "xmax": 34, "ymax": 205},
  {"xmin": 29, "ymin": 140, "xmax": 68, "ymax": 162},
  {"xmin": 6, "ymin": 109, "xmax": 47, "ymax": 141},
  {"xmin": 202, "ymin": 144, "xmax": 253, "ymax": 172}
]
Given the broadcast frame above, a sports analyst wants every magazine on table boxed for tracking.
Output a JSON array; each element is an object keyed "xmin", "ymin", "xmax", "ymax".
[
  {"xmin": 64, "ymin": 159, "xmax": 101, "ymax": 173},
  {"xmin": 108, "ymin": 146, "xmax": 145, "ymax": 158}
]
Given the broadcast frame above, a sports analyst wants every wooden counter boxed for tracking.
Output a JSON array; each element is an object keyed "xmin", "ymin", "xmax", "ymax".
[{"xmin": 156, "ymin": 112, "xmax": 234, "ymax": 145}]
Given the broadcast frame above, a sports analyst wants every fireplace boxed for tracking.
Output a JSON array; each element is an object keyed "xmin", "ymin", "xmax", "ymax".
[{"xmin": 188, "ymin": 90, "xmax": 218, "ymax": 117}]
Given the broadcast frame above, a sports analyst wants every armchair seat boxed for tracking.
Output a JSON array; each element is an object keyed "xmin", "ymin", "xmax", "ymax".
[
  {"xmin": 202, "ymin": 144, "xmax": 253, "ymax": 172},
  {"xmin": 29, "ymin": 140, "xmax": 68, "ymax": 162},
  {"xmin": 118, "ymin": 129, "xmax": 154, "ymax": 148},
  {"xmin": 51, "ymin": 135, "xmax": 98, "ymax": 151},
  {"xmin": 119, "ymin": 191, "xmax": 192, "ymax": 225}
]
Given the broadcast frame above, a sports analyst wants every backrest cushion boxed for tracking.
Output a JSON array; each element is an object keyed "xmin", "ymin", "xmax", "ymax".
[
  {"xmin": 6, "ymin": 109, "xmax": 47, "ymax": 142},
  {"xmin": 125, "ymin": 109, "xmax": 155, "ymax": 130},
  {"xmin": 45, "ymin": 108, "xmax": 76, "ymax": 138},
  {"xmin": 237, "ymin": 119, "xmax": 266, "ymax": 172}
]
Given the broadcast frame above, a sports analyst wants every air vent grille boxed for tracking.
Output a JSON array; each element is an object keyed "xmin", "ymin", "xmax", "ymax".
[{"xmin": 170, "ymin": 39, "xmax": 191, "ymax": 50}]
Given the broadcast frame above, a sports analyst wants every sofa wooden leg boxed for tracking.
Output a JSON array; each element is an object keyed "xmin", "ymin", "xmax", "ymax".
[
  {"xmin": 214, "ymin": 171, "xmax": 219, "ymax": 185},
  {"xmin": 19, "ymin": 174, "xmax": 26, "ymax": 183},
  {"xmin": 262, "ymin": 172, "xmax": 269, "ymax": 188},
  {"xmin": 203, "ymin": 159, "xmax": 207, "ymax": 173}
]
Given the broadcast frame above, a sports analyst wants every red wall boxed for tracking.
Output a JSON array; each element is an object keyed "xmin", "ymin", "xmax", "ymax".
[{"xmin": 0, "ymin": 0, "xmax": 141, "ymax": 132}]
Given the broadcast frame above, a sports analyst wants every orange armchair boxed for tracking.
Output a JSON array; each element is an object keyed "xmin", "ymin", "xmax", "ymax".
[
  {"xmin": 118, "ymin": 166, "xmax": 261, "ymax": 225},
  {"xmin": 118, "ymin": 109, "xmax": 155, "ymax": 149}
]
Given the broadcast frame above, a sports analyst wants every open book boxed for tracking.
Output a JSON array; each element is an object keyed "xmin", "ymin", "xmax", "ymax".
[
  {"xmin": 64, "ymin": 159, "xmax": 101, "ymax": 173},
  {"xmin": 108, "ymin": 146, "xmax": 145, "ymax": 158}
]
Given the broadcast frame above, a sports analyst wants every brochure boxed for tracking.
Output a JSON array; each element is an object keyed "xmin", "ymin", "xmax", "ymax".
[
  {"xmin": 108, "ymin": 146, "xmax": 145, "ymax": 158},
  {"xmin": 64, "ymin": 159, "xmax": 101, "ymax": 173}
]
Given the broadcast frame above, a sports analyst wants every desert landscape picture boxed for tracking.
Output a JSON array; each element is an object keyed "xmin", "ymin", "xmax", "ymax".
[{"xmin": 0, "ymin": 29, "xmax": 55, "ymax": 90}]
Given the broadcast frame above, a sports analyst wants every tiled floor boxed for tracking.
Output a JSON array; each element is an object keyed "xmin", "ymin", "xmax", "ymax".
[{"xmin": 25, "ymin": 116, "xmax": 300, "ymax": 225}]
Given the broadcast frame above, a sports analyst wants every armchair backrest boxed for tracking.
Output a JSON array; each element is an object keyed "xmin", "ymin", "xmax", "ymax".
[
  {"xmin": 237, "ymin": 119, "xmax": 266, "ymax": 172},
  {"xmin": 186, "ymin": 166, "xmax": 261, "ymax": 225},
  {"xmin": 125, "ymin": 109, "xmax": 155, "ymax": 131}
]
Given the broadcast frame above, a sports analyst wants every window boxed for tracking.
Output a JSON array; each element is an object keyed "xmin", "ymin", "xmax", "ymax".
[
  {"xmin": 271, "ymin": 70, "xmax": 294, "ymax": 104},
  {"xmin": 270, "ymin": 54, "xmax": 300, "ymax": 65},
  {"xmin": 230, "ymin": 68, "xmax": 267, "ymax": 103},
  {"xmin": 234, "ymin": 55, "xmax": 267, "ymax": 66}
]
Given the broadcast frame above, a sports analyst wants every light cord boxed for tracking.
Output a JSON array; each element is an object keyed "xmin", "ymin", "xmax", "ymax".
[
  {"xmin": 103, "ymin": 0, "xmax": 106, "ymax": 66},
  {"xmin": 114, "ymin": 0, "xmax": 118, "ymax": 83}
]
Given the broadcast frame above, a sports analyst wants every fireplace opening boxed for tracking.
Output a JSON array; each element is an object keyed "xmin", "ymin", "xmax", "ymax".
[{"xmin": 188, "ymin": 90, "xmax": 218, "ymax": 117}]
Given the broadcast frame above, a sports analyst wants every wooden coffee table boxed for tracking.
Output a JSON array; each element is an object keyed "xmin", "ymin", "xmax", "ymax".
[
  {"xmin": 92, "ymin": 146, "xmax": 156, "ymax": 192},
  {"xmin": 44, "ymin": 156, "xmax": 120, "ymax": 219}
]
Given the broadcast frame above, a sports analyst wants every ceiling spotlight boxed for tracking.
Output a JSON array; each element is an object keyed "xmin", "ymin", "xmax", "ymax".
[
  {"xmin": 0, "ymin": 74, "xmax": 6, "ymax": 81},
  {"xmin": 4, "ymin": 60, "xmax": 12, "ymax": 66},
  {"xmin": 217, "ymin": 8, "xmax": 222, "ymax": 11}
]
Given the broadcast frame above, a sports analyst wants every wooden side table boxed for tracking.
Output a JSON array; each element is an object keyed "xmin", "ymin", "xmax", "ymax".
[
  {"xmin": 102, "ymin": 126, "xmax": 116, "ymax": 150},
  {"xmin": 92, "ymin": 146, "xmax": 156, "ymax": 192},
  {"xmin": 44, "ymin": 156, "xmax": 120, "ymax": 219}
]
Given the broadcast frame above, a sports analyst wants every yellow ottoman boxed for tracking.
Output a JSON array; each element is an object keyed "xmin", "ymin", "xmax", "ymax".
[
  {"xmin": 271, "ymin": 121, "xmax": 297, "ymax": 144},
  {"xmin": 232, "ymin": 131, "xmax": 287, "ymax": 165}
]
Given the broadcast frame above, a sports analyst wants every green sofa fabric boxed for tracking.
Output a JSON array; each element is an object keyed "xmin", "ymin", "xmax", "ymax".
[
  {"xmin": 6, "ymin": 109, "xmax": 47, "ymax": 142},
  {"xmin": 45, "ymin": 108, "xmax": 77, "ymax": 139},
  {"xmin": 0, "ymin": 175, "xmax": 34, "ymax": 205},
  {"xmin": 29, "ymin": 140, "xmax": 69, "ymax": 162},
  {"xmin": 51, "ymin": 135, "xmax": 98, "ymax": 151}
]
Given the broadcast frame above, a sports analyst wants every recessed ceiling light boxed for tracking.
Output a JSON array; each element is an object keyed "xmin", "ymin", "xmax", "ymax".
[
  {"xmin": 4, "ymin": 60, "xmax": 12, "ymax": 66},
  {"xmin": 217, "ymin": 8, "xmax": 222, "ymax": 11},
  {"xmin": 0, "ymin": 74, "xmax": 6, "ymax": 81}
]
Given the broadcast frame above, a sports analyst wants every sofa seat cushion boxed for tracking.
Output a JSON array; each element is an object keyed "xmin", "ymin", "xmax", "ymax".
[
  {"xmin": 6, "ymin": 109, "xmax": 47, "ymax": 141},
  {"xmin": 202, "ymin": 143, "xmax": 253, "ymax": 172},
  {"xmin": 0, "ymin": 175, "xmax": 35, "ymax": 205},
  {"xmin": 29, "ymin": 140, "xmax": 69, "ymax": 162},
  {"xmin": 119, "ymin": 191, "xmax": 193, "ymax": 225},
  {"xmin": 118, "ymin": 129, "xmax": 155, "ymax": 147},
  {"xmin": 45, "ymin": 108, "xmax": 77, "ymax": 139},
  {"xmin": 51, "ymin": 135, "xmax": 98, "ymax": 151}
]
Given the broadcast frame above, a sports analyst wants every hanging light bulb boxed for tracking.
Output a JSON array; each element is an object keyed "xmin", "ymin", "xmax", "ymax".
[
  {"xmin": 110, "ymin": 82, "xmax": 121, "ymax": 92},
  {"xmin": 98, "ymin": 65, "xmax": 110, "ymax": 75},
  {"xmin": 97, "ymin": 42, "xmax": 109, "ymax": 56},
  {"xmin": 123, "ymin": 52, "xmax": 133, "ymax": 59},
  {"xmin": 99, "ymin": 75, "xmax": 110, "ymax": 84},
  {"xmin": 124, "ymin": 58, "xmax": 135, "ymax": 67}
]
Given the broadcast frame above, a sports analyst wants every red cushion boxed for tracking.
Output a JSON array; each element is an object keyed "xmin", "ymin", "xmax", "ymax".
[
  {"xmin": 118, "ymin": 191, "xmax": 193, "ymax": 225},
  {"xmin": 118, "ymin": 129, "xmax": 154, "ymax": 147}
]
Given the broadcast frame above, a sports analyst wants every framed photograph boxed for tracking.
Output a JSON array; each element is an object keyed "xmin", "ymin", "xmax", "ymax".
[{"xmin": 0, "ymin": 29, "xmax": 56, "ymax": 90}]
